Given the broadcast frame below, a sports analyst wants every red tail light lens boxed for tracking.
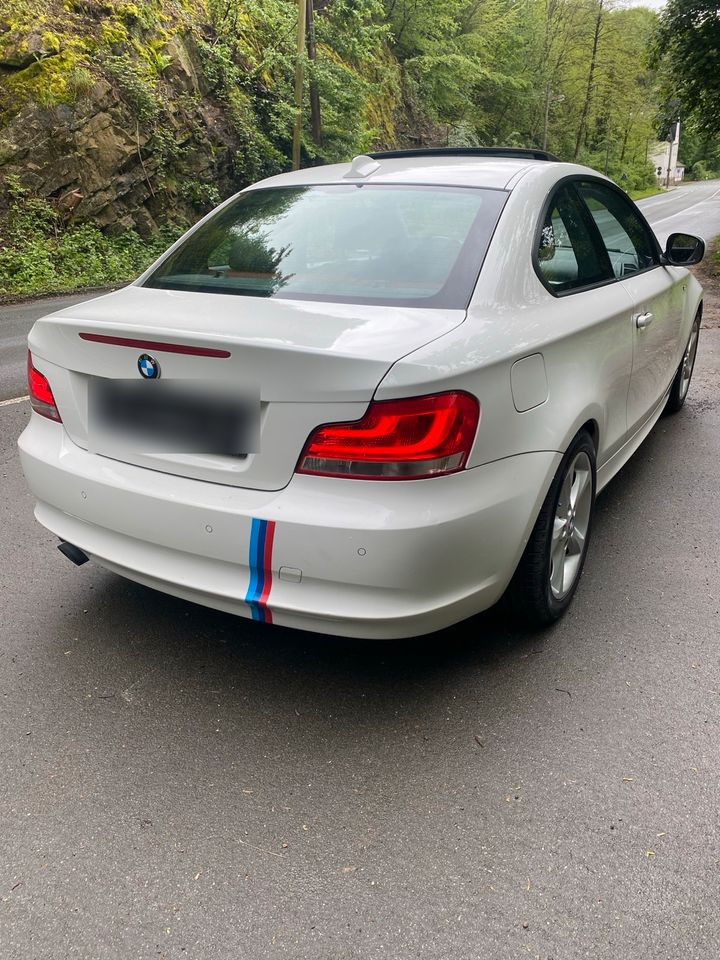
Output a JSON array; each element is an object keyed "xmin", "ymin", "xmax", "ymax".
[
  {"xmin": 296, "ymin": 392, "xmax": 479, "ymax": 480},
  {"xmin": 27, "ymin": 352, "xmax": 62, "ymax": 422}
]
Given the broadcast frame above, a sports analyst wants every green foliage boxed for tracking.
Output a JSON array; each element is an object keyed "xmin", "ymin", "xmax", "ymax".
[
  {"xmin": 0, "ymin": 0, "xmax": 697, "ymax": 298},
  {"xmin": 674, "ymin": 120, "xmax": 720, "ymax": 181},
  {"xmin": 628, "ymin": 186, "xmax": 664, "ymax": 202},
  {"xmin": 0, "ymin": 176, "xmax": 181, "ymax": 296},
  {"xmin": 690, "ymin": 160, "xmax": 718, "ymax": 182},
  {"xmin": 0, "ymin": 225, "xmax": 174, "ymax": 296},
  {"xmin": 178, "ymin": 178, "xmax": 222, "ymax": 207},
  {"xmin": 102, "ymin": 54, "xmax": 162, "ymax": 121},
  {"xmin": 654, "ymin": 0, "xmax": 720, "ymax": 137},
  {"xmin": 66, "ymin": 65, "xmax": 95, "ymax": 96},
  {"xmin": 385, "ymin": 0, "xmax": 663, "ymax": 187},
  {"xmin": 198, "ymin": 0, "xmax": 392, "ymax": 165},
  {"xmin": 578, "ymin": 148, "xmax": 657, "ymax": 193}
]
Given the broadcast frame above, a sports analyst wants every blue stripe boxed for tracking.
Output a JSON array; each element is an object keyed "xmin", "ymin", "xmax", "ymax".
[
  {"xmin": 246, "ymin": 518, "xmax": 269, "ymax": 621},
  {"xmin": 247, "ymin": 519, "xmax": 261, "ymax": 602},
  {"xmin": 247, "ymin": 519, "xmax": 264, "ymax": 603},
  {"xmin": 252, "ymin": 520, "xmax": 267, "ymax": 604}
]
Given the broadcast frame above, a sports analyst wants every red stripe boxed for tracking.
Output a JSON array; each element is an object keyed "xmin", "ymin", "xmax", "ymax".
[
  {"xmin": 79, "ymin": 333, "xmax": 231, "ymax": 358},
  {"xmin": 259, "ymin": 520, "xmax": 276, "ymax": 609}
]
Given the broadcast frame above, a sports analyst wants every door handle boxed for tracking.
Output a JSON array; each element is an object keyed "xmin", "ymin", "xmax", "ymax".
[{"xmin": 635, "ymin": 311, "xmax": 654, "ymax": 330}]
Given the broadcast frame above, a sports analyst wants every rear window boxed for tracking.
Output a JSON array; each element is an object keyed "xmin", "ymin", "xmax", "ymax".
[{"xmin": 143, "ymin": 183, "xmax": 507, "ymax": 308}]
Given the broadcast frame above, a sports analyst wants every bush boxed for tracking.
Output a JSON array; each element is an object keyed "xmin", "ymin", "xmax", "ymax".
[
  {"xmin": 690, "ymin": 160, "xmax": 719, "ymax": 181},
  {"xmin": 0, "ymin": 225, "xmax": 180, "ymax": 296},
  {"xmin": 0, "ymin": 179, "xmax": 183, "ymax": 296}
]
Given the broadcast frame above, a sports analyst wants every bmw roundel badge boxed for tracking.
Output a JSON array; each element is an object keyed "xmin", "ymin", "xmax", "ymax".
[{"xmin": 138, "ymin": 354, "xmax": 160, "ymax": 379}]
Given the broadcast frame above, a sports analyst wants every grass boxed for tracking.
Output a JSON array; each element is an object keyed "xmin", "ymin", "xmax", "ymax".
[
  {"xmin": 628, "ymin": 186, "xmax": 665, "ymax": 201},
  {"xmin": 0, "ymin": 225, "xmax": 179, "ymax": 299}
]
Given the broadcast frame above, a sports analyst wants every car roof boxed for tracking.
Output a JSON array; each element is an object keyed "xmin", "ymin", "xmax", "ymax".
[{"xmin": 250, "ymin": 153, "xmax": 608, "ymax": 193}]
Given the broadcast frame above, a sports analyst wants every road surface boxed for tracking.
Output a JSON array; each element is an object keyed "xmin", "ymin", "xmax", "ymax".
[
  {"xmin": 637, "ymin": 178, "xmax": 720, "ymax": 247},
  {"xmin": 1, "ymin": 183, "xmax": 719, "ymax": 959},
  {"xmin": 0, "ymin": 293, "xmax": 97, "ymax": 403}
]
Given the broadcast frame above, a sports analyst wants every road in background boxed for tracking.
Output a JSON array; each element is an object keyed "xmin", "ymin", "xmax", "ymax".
[
  {"xmin": 0, "ymin": 293, "xmax": 106, "ymax": 403},
  {"xmin": 1, "ymin": 184, "xmax": 720, "ymax": 959},
  {"xmin": 638, "ymin": 178, "xmax": 720, "ymax": 247}
]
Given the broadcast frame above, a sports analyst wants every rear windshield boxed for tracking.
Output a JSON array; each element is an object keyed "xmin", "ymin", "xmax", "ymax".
[{"xmin": 143, "ymin": 183, "xmax": 507, "ymax": 308}]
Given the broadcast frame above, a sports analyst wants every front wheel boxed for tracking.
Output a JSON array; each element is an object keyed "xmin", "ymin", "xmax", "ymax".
[
  {"xmin": 507, "ymin": 431, "xmax": 596, "ymax": 626},
  {"xmin": 665, "ymin": 313, "xmax": 701, "ymax": 414}
]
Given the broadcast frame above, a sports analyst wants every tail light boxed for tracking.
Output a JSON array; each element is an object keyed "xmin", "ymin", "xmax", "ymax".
[
  {"xmin": 296, "ymin": 391, "xmax": 479, "ymax": 480},
  {"xmin": 28, "ymin": 351, "xmax": 62, "ymax": 422}
]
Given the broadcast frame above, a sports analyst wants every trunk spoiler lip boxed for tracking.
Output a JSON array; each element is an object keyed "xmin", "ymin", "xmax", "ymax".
[{"xmin": 78, "ymin": 332, "xmax": 231, "ymax": 358}]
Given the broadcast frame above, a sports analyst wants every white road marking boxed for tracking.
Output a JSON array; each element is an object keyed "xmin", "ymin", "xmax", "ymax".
[
  {"xmin": 0, "ymin": 395, "xmax": 29, "ymax": 407},
  {"xmin": 638, "ymin": 191, "xmax": 690, "ymax": 208},
  {"xmin": 646, "ymin": 185, "xmax": 720, "ymax": 227}
]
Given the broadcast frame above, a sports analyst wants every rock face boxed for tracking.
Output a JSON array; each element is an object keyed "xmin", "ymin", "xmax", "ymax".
[
  {"xmin": 0, "ymin": 30, "xmax": 278, "ymax": 236},
  {"xmin": 0, "ymin": 29, "xmax": 59, "ymax": 69}
]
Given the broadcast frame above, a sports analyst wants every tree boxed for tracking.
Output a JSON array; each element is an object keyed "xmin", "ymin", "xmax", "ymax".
[{"xmin": 655, "ymin": 0, "xmax": 720, "ymax": 136}]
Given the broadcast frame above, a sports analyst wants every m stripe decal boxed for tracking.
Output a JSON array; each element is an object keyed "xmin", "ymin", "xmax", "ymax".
[{"xmin": 245, "ymin": 519, "xmax": 276, "ymax": 623}]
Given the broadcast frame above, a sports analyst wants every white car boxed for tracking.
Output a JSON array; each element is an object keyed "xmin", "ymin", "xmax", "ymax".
[{"xmin": 18, "ymin": 148, "xmax": 704, "ymax": 638}]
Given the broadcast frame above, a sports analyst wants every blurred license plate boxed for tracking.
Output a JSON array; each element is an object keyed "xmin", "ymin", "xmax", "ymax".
[{"xmin": 88, "ymin": 378, "xmax": 260, "ymax": 455}]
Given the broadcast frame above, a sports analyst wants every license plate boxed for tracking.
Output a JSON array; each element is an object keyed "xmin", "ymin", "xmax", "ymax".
[{"xmin": 88, "ymin": 378, "xmax": 260, "ymax": 456}]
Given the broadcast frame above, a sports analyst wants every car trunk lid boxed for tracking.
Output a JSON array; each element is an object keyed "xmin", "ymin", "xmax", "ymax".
[{"xmin": 29, "ymin": 285, "xmax": 465, "ymax": 490}]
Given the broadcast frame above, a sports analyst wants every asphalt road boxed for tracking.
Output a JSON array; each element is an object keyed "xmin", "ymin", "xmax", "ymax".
[
  {"xmin": 1, "ymin": 185, "xmax": 720, "ymax": 959},
  {"xmin": 0, "ymin": 292, "xmax": 102, "ymax": 404},
  {"xmin": 637, "ymin": 178, "xmax": 720, "ymax": 247}
]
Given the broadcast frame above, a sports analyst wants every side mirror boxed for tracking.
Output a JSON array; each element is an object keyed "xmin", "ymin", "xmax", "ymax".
[{"xmin": 663, "ymin": 232, "xmax": 705, "ymax": 266}]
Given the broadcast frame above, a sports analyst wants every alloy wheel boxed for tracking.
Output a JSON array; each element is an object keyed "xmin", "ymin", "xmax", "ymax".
[
  {"xmin": 549, "ymin": 451, "xmax": 593, "ymax": 600},
  {"xmin": 679, "ymin": 319, "xmax": 700, "ymax": 402}
]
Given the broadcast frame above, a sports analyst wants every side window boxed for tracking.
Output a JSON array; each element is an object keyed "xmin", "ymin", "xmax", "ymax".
[
  {"xmin": 536, "ymin": 185, "xmax": 612, "ymax": 293},
  {"xmin": 576, "ymin": 181, "xmax": 658, "ymax": 279}
]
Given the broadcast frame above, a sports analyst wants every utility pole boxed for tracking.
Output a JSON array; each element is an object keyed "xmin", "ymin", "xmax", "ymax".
[
  {"xmin": 292, "ymin": 0, "xmax": 307, "ymax": 170},
  {"xmin": 306, "ymin": 0, "xmax": 322, "ymax": 147},
  {"xmin": 666, "ymin": 119, "xmax": 679, "ymax": 190}
]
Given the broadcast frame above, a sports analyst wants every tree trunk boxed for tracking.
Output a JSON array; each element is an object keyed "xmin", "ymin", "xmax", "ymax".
[
  {"xmin": 306, "ymin": 0, "xmax": 322, "ymax": 147},
  {"xmin": 574, "ymin": 0, "xmax": 604, "ymax": 161},
  {"xmin": 292, "ymin": 0, "xmax": 307, "ymax": 170}
]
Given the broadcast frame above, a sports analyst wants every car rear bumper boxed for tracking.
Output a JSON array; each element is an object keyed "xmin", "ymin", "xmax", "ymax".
[{"xmin": 18, "ymin": 416, "xmax": 560, "ymax": 639}]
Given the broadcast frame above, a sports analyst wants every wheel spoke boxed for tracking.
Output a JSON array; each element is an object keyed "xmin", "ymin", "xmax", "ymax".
[
  {"xmin": 559, "ymin": 469, "xmax": 573, "ymax": 512},
  {"xmin": 570, "ymin": 467, "xmax": 589, "ymax": 508},
  {"xmin": 550, "ymin": 539, "xmax": 566, "ymax": 594},
  {"xmin": 569, "ymin": 526, "xmax": 585, "ymax": 555}
]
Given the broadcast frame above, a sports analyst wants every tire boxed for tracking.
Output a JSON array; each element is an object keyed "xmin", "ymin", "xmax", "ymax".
[
  {"xmin": 507, "ymin": 430, "xmax": 597, "ymax": 627},
  {"xmin": 665, "ymin": 312, "xmax": 701, "ymax": 415}
]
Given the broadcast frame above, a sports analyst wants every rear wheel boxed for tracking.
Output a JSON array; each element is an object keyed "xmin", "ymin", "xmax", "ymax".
[
  {"xmin": 665, "ymin": 313, "xmax": 701, "ymax": 414},
  {"xmin": 508, "ymin": 431, "xmax": 596, "ymax": 626}
]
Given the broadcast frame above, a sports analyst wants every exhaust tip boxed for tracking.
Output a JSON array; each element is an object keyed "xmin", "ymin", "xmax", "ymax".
[{"xmin": 58, "ymin": 541, "xmax": 90, "ymax": 566}]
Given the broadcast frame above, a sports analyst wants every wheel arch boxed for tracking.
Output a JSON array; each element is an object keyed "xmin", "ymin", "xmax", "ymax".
[
  {"xmin": 556, "ymin": 406, "xmax": 604, "ymax": 464},
  {"xmin": 579, "ymin": 418, "xmax": 600, "ymax": 453}
]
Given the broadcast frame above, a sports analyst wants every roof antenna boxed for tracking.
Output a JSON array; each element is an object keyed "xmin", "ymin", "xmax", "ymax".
[{"xmin": 343, "ymin": 155, "xmax": 381, "ymax": 179}]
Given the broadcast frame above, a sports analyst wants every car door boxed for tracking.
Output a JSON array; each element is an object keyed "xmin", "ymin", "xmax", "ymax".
[
  {"xmin": 532, "ymin": 182, "xmax": 634, "ymax": 465},
  {"xmin": 574, "ymin": 180, "xmax": 684, "ymax": 434}
]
